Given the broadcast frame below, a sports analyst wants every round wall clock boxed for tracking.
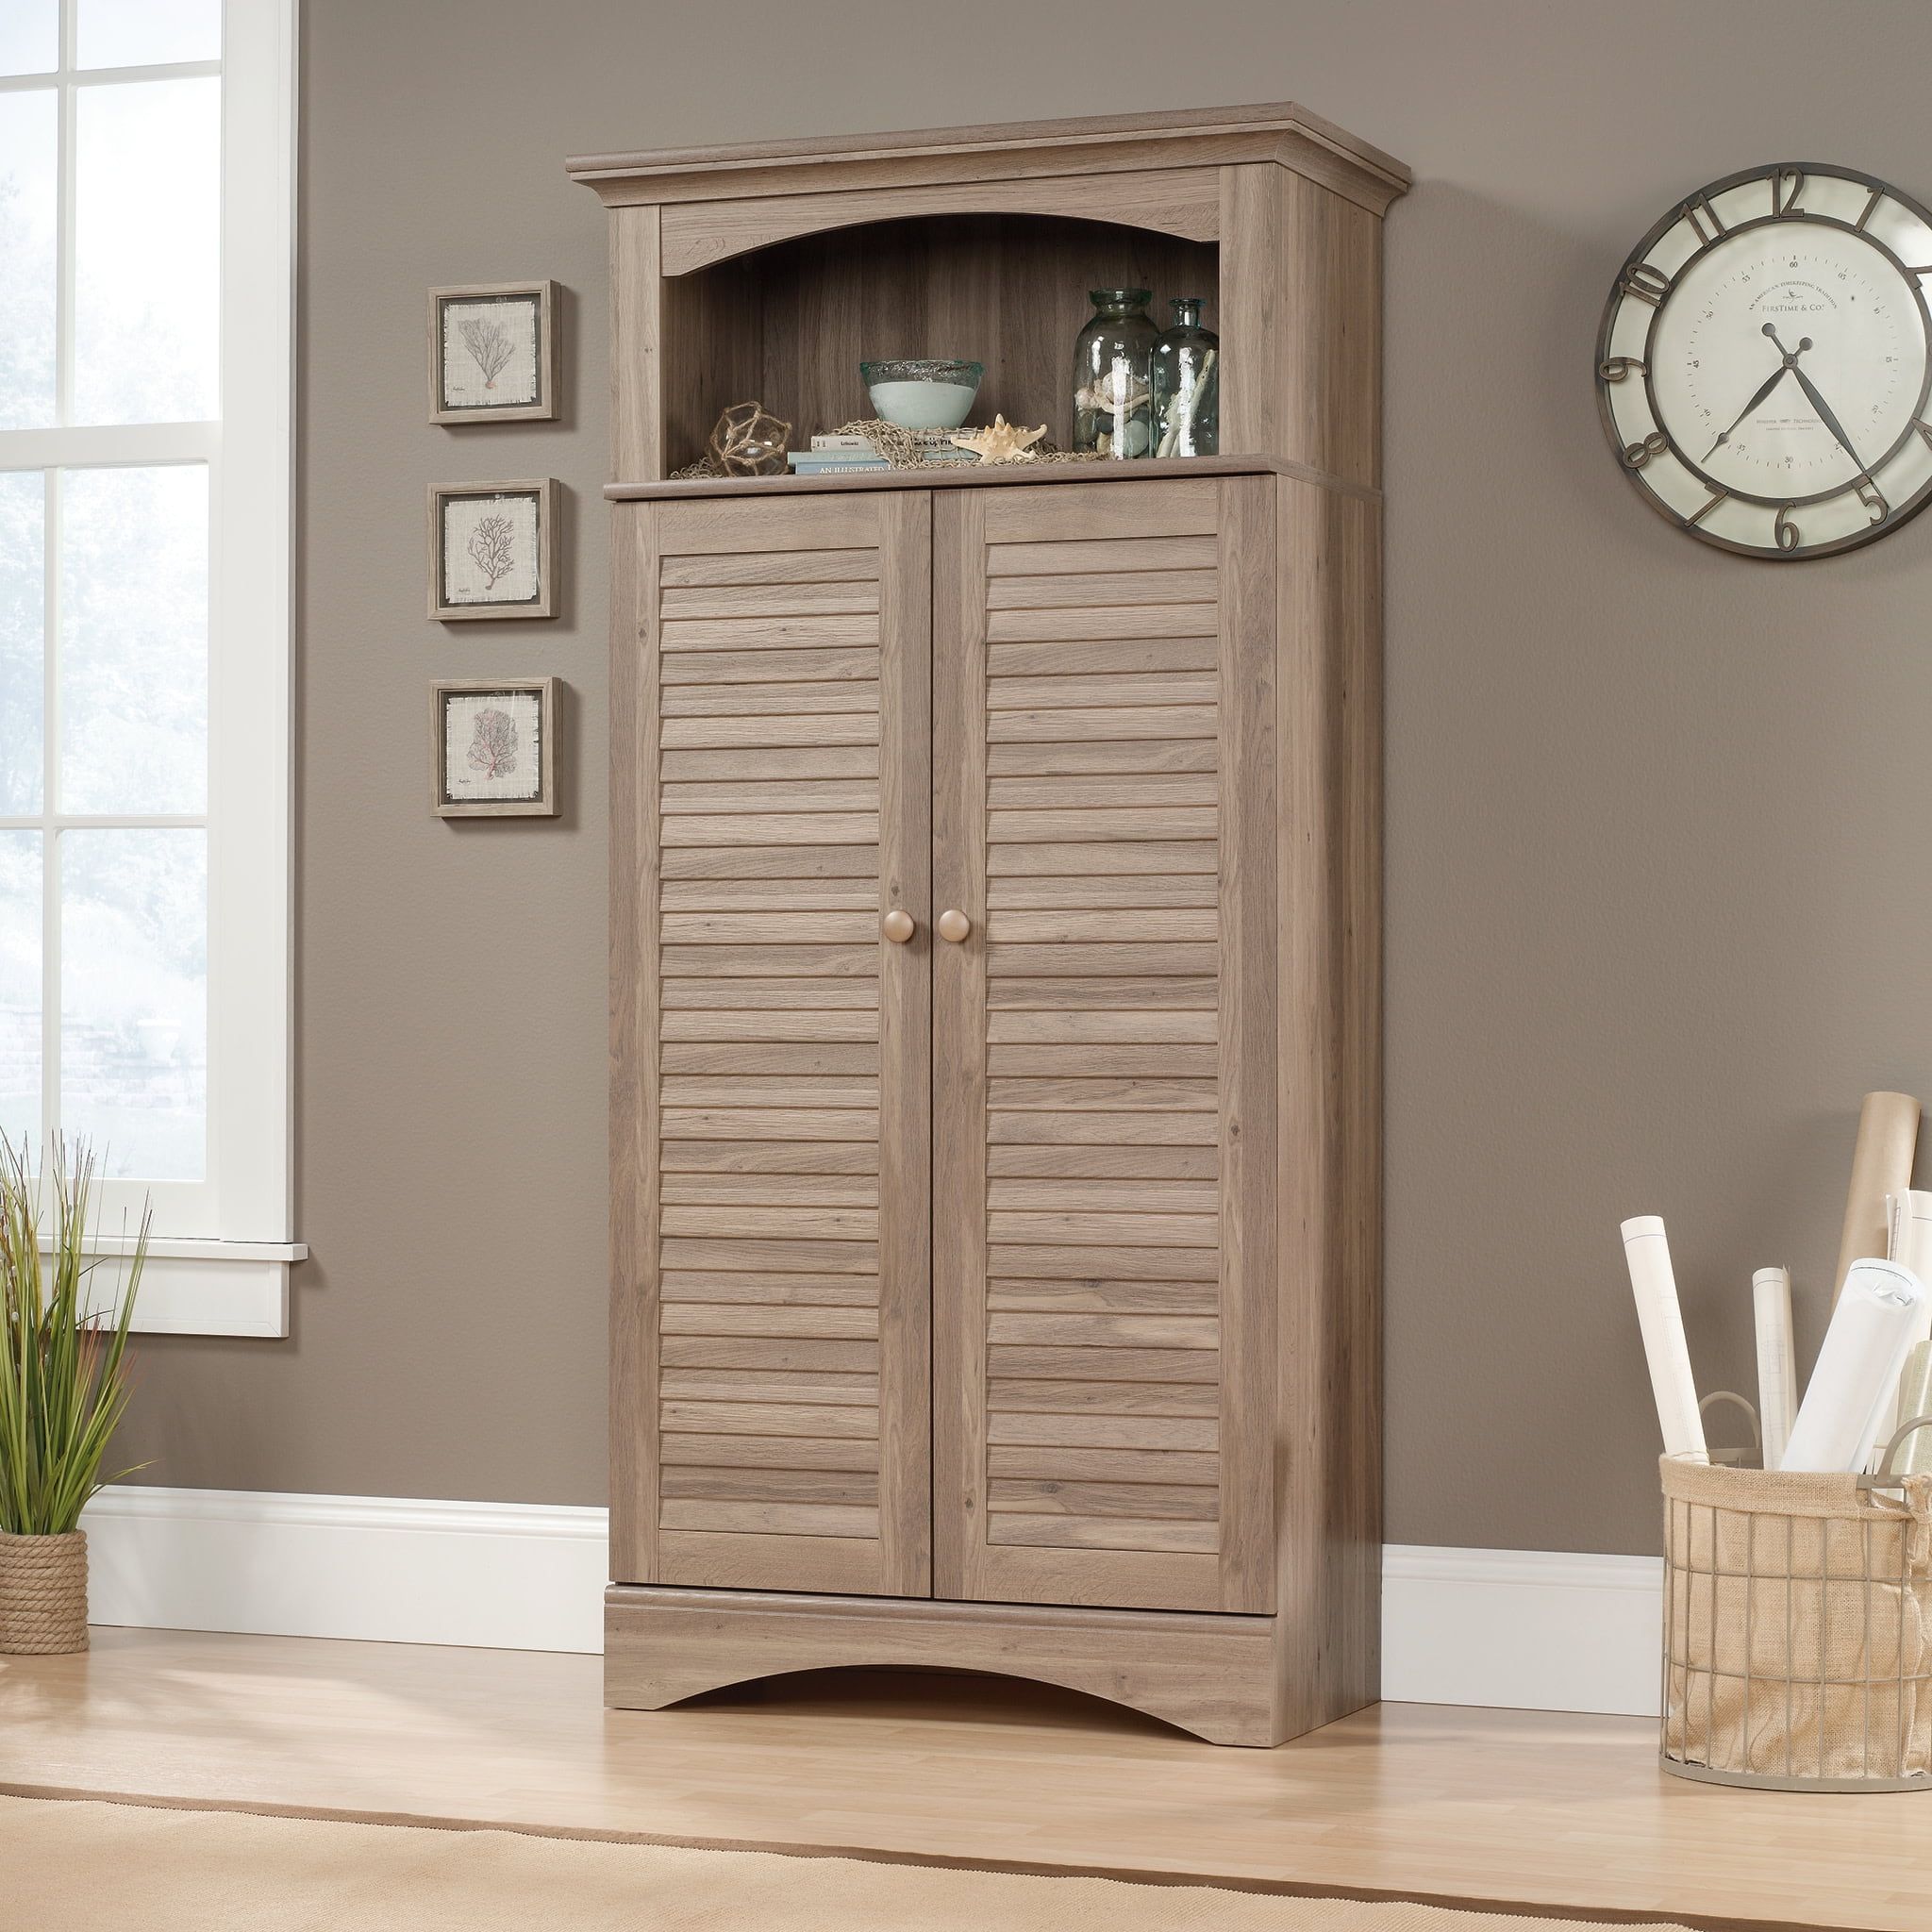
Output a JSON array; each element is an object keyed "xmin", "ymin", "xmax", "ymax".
[{"xmin": 1596, "ymin": 164, "xmax": 1932, "ymax": 558}]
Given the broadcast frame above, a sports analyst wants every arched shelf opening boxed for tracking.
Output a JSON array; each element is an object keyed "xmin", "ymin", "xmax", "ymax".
[{"xmin": 659, "ymin": 210, "xmax": 1220, "ymax": 472}]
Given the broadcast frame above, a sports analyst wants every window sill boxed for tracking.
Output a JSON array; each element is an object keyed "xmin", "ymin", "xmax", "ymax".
[{"xmin": 43, "ymin": 1238, "xmax": 306, "ymax": 1339}]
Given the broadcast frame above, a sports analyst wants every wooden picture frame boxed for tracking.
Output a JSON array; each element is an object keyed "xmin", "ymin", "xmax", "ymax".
[
  {"xmin": 428, "ymin": 478, "xmax": 557, "ymax": 621},
  {"xmin": 428, "ymin": 280, "xmax": 557, "ymax": 424},
  {"xmin": 432, "ymin": 676, "xmax": 558, "ymax": 817}
]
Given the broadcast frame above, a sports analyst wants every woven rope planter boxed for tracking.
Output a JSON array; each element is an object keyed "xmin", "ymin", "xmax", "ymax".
[{"xmin": 0, "ymin": 1529, "xmax": 88, "ymax": 1655}]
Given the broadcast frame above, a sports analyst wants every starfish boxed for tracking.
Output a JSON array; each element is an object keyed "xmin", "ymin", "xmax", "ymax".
[{"xmin": 950, "ymin": 415, "xmax": 1047, "ymax": 465}]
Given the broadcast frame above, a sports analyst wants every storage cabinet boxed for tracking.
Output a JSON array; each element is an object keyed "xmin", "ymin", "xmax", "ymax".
[{"xmin": 579, "ymin": 103, "xmax": 1407, "ymax": 1746}]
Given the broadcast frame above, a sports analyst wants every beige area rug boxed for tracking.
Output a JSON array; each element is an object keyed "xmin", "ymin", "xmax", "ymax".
[{"xmin": 0, "ymin": 1792, "xmax": 1723, "ymax": 1932}]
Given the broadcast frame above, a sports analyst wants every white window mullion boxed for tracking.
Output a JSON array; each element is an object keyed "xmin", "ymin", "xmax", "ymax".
[
  {"xmin": 0, "ymin": 816, "xmax": 208, "ymax": 833},
  {"xmin": 0, "ymin": 423, "xmax": 223, "ymax": 470},
  {"xmin": 40, "ymin": 466, "xmax": 59, "ymax": 1154},
  {"xmin": 205, "ymin": 0, "xmax": 297, "ymax": 1245},
  {"xmin": 0, "ymin": 61, "xmax": 223, "ymax": 95},
  {"xmin": 53, "ymin": 0, "xmax": 74, "ymax": 427}
]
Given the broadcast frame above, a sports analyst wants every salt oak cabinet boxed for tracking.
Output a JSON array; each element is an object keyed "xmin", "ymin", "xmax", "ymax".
[{"xmin": 571, "ymin": 103, "xmax": 1408, "ymax": 1745}]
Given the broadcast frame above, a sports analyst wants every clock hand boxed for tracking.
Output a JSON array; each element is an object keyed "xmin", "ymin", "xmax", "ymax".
[
  {"xmin": 1703, "ymin": 367, "xmax": 1790, "ymax": 460},
  {"xmin": 1785, "ymin": 359, "xmax": 1872, "ymax": 476},
  {"xmin": 1702, "ymin": 325, "xmax": 1812, "ymax": 461}
]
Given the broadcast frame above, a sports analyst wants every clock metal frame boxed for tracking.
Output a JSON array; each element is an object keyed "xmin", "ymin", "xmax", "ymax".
[{"xmin": 1594, "ymin": 161, "xmax": 1932, "ymax": 559}]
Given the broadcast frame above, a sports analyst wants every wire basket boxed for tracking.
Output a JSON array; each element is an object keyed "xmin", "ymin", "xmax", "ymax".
[{"xmin": 1660, "ymin": 1419, "xmax": 1932, "ymax": 1791}]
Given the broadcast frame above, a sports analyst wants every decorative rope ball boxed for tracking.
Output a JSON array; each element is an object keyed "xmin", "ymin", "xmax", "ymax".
[{"xmin": 706, "ymin": 401, "xmax": 792, "ymax": 476}]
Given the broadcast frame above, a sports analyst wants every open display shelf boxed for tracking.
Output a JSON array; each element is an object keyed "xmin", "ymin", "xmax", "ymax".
[
  {"xmin": 569, "ymin": 100, "xmax": 1407, "ymax": 491},
  {"xmin": 658, "ymin": 212, "xmax": 1219, "ymax": 468}
]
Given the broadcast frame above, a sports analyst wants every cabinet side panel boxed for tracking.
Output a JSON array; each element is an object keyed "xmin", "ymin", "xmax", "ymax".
[
  {"xmin": 1285, "ymin": 173, "xmax": 1383, "ymax": 491},
  {"xmin": 1274, "ymin": 477, "xmax": 1383, "ymax": 1729},
  {"xmin": 611, "ymin": 207, "xmax": 663, "ymax": 482},
  {"xmin": 1216, "ymin": 164, "xmax": 1283, "ymax": 463},
  {"xmin": 658, "ymin": 258, "xmax": 762, "ymax": 479},
  {"xmin": 1215, "ymin": 476, "xmax": 1279, "ymax": 1612},
  {"xmin": 610, "ymin": 504, "xmax": 661, "ymax": 1583},
  {"xmin": 1217, "ymin": 164, "xmax": 1384, "ymax": 490}
]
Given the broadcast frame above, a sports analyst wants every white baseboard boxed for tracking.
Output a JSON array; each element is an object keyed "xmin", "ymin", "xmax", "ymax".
[
  {"xmin": 80, "ymin": 1488, "xmax": 1663, "ymax": 1716},
  {"xmin": 1382, "ymin": 1543, "xmax": 1661, "ymax": 1718},
  {"xmin": 83, "ymin": 1486, "xmax": 608, "ymax": 1653}
]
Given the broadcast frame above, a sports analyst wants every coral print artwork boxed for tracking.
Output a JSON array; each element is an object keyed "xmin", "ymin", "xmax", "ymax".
[
  {"xmin": 444, "ymin": 691, "xmax": 538, "ymax": 799},
  {"xmin": 433, "ymin": 483, "xmax": 550, "ymax": 617},
  {"xmin": 430, "ymin": 283, "xmax": 557, "ymax": 424},
  {"xmin": 435, "ymin": 680, "xmax": 558, "ymax": 817}
]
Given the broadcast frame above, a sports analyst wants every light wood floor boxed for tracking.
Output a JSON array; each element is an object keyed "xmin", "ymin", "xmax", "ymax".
[{"xmin": 0, "ymin": 1628, "xmax": 1922, "ymax": 1930}]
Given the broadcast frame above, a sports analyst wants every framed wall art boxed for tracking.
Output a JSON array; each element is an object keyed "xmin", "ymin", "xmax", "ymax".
[
  {"xmin": 433, "ymin": 677, "xmax": 558, "ymax": 818},
  {"xmin": 428, "ymin": 478, "xmax": 557, "ymax": 621},
  {"xmin": 428, "ymin": 280, "xmax": 557, "ymax": 424}
]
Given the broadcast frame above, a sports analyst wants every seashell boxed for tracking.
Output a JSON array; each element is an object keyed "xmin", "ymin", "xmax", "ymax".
[
  {"xmin": 950, "ymin": 414, "xmax": 1048, "ymax": 465},
  {"xmin": 1074, "ymin": 380, "xmax": 1150, "ymax": 415}
]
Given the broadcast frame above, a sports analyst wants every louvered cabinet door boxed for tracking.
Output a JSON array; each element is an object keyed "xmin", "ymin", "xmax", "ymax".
[
  {"xmin": 613, "ymin": 491, "xmax": 931, "ymax": 1597},
  {"xmin": 932, "ymin": 477, "xmax": 1278, "ymax": 1616}
]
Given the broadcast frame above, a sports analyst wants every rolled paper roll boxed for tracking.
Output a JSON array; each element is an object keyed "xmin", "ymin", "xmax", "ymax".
[
  {"xmin": 1781, "ymin": 1258, "xmax": 1926, "ymax": 1473},
  {"xmin": 1890, "ymin": 1340, "xmax": 1932, "ymax": 1476},
  {"xmin": 1621, "ymin": 1215, "xmax": 1707, "ymax": 1462},
  {"xmin": 1831, "ymin": 1091, "xmax": 1920, "ymax": 1306},
  {"xmin": 1752, "ymin": 1266, "xmax": 1797, "ymax": 1472},
  {"xmin": 1875, "ymin": 1191, "xmax": 1932, "ymax": 1443}
]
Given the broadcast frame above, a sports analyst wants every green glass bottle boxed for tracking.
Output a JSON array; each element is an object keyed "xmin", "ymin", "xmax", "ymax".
[
  {"xmin": 1072, "ymin": 289, "xmax": 1158, "ymax": 458},
  {"xmin": 1151, "ymin": 297, "xmax": 1219, "ymax": 457}
]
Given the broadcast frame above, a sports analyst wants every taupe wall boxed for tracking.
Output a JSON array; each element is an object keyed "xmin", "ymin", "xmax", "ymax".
[{"xmin": 119, "ymin": 0, "xmax": 1932, "ymax": 1556}]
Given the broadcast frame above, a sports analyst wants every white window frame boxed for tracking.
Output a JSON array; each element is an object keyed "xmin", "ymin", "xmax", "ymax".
[{"xmin": 0, "ymin": 0, "xmax": 301, "ymax": 1336}]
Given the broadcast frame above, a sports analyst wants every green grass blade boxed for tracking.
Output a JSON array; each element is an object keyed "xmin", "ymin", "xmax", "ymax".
[{"xmin": 0, "ymin": 1137, "xmax": 148, "ymax": 1534}]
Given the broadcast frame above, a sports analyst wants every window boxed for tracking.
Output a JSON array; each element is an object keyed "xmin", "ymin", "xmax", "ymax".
[{"xmin": 0, "ymin": 1, "xmax": 297, "ymax": 1334}]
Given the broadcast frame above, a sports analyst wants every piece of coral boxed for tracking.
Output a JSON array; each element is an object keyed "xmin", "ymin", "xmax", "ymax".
[
  {"xmin": 467, "ymin": 513, "xmax": 516, "ymax": 589},
  {"xmin": 458, "ymin": 315, "xmax": 515, "ymax": 391},
  {"xmin": 465, "ymin": 707, "xmax": 519, "ymax": 779}
]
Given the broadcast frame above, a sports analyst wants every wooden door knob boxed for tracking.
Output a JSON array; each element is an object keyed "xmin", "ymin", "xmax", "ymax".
[
  {"xmin": 881, "ymin": 909, "xmax": 915, "ymax": 943},
  {"xmin": 937, "ymin": 908, "xmax": 972, "ymax": 943}
]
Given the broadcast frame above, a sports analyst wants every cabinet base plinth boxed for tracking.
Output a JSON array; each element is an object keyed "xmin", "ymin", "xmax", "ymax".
[{"xmin": 605, "ymin": 1584, "xmax": 1291, "ymax": 1747}]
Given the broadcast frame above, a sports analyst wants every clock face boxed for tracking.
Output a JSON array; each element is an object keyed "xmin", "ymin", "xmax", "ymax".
[{"xmin": 1596, "ymin": 165, "xmax": 1932, "ymax": 558}]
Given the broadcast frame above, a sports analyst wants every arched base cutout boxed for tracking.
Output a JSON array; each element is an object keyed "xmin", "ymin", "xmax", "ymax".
[{"xmin": 606, "ymin": 1584, "xmax": 1296, "ymax": 1748}]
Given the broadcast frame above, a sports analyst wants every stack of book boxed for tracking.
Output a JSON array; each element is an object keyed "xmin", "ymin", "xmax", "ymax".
[{"xmin": 787, "ymin": 430, "xmax": 981, "ymax": 475}]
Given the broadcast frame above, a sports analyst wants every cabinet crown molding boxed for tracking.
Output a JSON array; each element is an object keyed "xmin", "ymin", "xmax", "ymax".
[{"xmin": 565, "ymin": 99, "xmax": 1411, "ymax": 216}]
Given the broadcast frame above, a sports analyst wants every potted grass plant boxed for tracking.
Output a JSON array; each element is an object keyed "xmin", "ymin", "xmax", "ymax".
[{"xmin": 0, "ymin": 1138, "xmax": 146, "ymax": 1655}]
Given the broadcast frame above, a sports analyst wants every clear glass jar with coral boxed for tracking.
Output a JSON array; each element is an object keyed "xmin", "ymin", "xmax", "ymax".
[
  {"xmin": 1151, "ymin": 297, "xmax": 1219, "ymax": 457},
  {"xmin": 1072, "ymin": 288, "xmax": 1158, "ymax": 458}
]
